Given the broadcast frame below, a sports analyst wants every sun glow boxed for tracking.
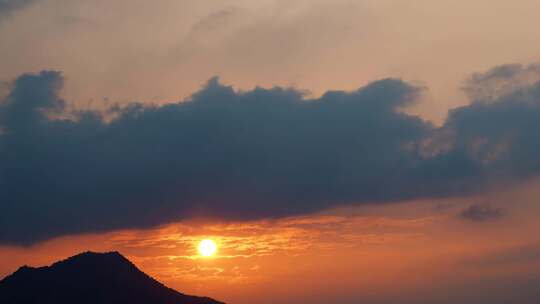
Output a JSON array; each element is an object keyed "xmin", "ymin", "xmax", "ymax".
[{"xmin": 198, "ymin": 239, "xmax": 218, "ymax": 257}]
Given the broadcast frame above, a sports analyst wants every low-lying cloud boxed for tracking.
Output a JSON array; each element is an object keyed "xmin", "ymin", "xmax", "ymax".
[
  {"xmin": 458, "ymin": 203, "xmax": 505, "ymax": 222},
  {"xmin": 1, "ymin": 64, "xmax": 540, "ymax": 245}
]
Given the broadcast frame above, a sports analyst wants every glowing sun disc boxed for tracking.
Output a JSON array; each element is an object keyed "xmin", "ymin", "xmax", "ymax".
[{"xmin": 198, "ymin": 239, "xmax": 217, "ymax": 257}]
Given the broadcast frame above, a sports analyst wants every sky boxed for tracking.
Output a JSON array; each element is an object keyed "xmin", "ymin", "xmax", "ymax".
[{"xmin": 1, "ymin": 0, "xmax": 540, "ymax": 303}]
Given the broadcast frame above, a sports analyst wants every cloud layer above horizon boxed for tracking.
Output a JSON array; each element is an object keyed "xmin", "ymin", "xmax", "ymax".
[{"xmin": 1, "ymin": 64, "xmax": 540, "ymax": 245}]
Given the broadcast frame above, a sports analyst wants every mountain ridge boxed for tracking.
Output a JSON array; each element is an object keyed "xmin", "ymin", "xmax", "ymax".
[{"xmin": 0, "ymin": 251, "xmax": 225, "ymax": 304}]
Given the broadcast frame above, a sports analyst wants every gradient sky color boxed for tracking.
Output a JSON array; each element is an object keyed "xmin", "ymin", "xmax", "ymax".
[{"xmin": 1, "ymin": 1, "xmax": 540, "ymax": 303}]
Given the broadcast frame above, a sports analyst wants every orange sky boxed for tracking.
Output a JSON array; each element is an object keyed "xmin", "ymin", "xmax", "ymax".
[{"xmin": 2, "ymin": 180, "xmax": 540, "ymax": 303}]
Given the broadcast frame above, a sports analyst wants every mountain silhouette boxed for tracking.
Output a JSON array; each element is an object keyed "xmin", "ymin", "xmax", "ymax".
[{"xmin": 0, "ymin": 251, "xmax": 225, "ymax": 304}]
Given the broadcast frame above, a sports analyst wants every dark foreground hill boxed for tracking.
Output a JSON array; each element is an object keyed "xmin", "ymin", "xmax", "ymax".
[{"xmin": 0, "ymin": 251, "xmax": 224, "ymax": 304}]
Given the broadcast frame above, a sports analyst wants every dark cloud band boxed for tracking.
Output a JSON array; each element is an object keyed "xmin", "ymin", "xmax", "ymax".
[{"xmin": 1, "ymin": 64, "xmax": 539, "ymax": 245}]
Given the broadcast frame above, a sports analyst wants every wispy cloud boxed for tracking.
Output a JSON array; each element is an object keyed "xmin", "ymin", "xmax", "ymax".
[
  {"xmin": 458, "ymin": 203, "xmax": 505, "ymax": 222},
  {"xmin": 0, "ymin": 0, "xmax": 36, "ymax": 23}
]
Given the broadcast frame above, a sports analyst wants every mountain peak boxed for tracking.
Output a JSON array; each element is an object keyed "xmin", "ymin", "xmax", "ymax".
[
  {"xmin": 0, "ymin": 251, "xmax": 224, "ymax": 304},
  {"xmin": 56, "ymin": 250, "xmax": 127, "ymax": 261},
  {"xmin": 52, "ymin": 251, "xmax": 131, "ymax": 266},
  {"xmin": 12, "ymin": 265, "xmax": 36, "ymax": 275},
  {"xmin": 72, "ymin": 250, "xmax": 123, "ymax": 257}
]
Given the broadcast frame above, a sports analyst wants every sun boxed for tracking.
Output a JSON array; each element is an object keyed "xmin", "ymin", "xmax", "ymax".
[{"xmin": 198, "ymin": 239, "xmax": 218, "ymax": 257}]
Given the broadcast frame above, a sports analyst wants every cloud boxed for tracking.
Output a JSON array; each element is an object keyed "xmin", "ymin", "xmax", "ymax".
[
  {"xmin": 439, "ymin": 64, "xmax": 540, "ymax": 179},
  {"xmin": 189, "ymin": 7, "xmax": 237, "ymax": 34},
  {"xmin": 458, "ymin": 203, "xmax": 505, "ymax": 222},
  {"xmin": 0, "ymin": 72, "xmax": 430, "ymax": 245},
  {"xmin": 463, "ymin": 64, "xmax": 540, "ymax": 103},
  {"xmin": 1, "ymin": 63, "xmax": 540, "ymax": 245},
  {"xmin": 0, "ymin": 0, "xmax": 35, "ymax": 23}
]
